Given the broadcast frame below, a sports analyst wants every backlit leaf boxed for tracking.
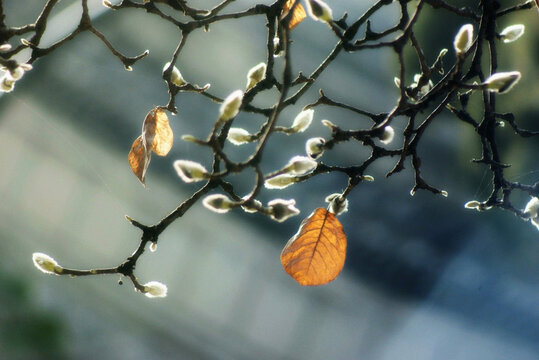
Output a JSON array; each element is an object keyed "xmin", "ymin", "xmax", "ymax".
[
  {"xmin": 128, "ymin": 135, "xmax": 151, "ymax": 185},
  {"xmin": 144, "ymin": 107, "xmax": 173, "ymax": 156},
  {"xmin": 282, "ymin": 0, "xmax": 306, "ymax": 30},
  {"xmin": 280, "ymin": 208, "xmax": 347, "ymax": 286},
  {"xmin": 128, "ymin": 107, "xmax": 173, "ymax": 185}
]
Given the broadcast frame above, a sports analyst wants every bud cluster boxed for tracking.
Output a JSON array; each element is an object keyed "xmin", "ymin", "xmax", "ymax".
[{"xmin": 0, "ymin": 52, "xmax": 32, "ymax": 93}]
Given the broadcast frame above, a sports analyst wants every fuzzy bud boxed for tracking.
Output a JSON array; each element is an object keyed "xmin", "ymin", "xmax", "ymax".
[
  {"xmin": 163, "ymin": 62, "xmax": 185, "ymax": 86},
  {"xmin": 306, "ymin": 0, "xmax": 333, "ymax": 23},
  {"xmin": 325, "ymin": 193, "xmax": 349, "ymax": 215},
  {"xmin": 265, "ymin": 174, "xmax": 297, "ymax": 189},
  {"xmin": 379, "ymin": 126, "xmax": 395, "ymax": 145},
  {"xmin": 8, "ymin": 66, "xmax": 25, "ymax": 81},
  {"xmin": 500, "ymin": 24, "xmax": 525, "ymax": 43},
  {"xmin": 524, "ymin": 197, "xmax": 539, "ymax": 219},
  {"xmin": 454, "ymin": 24, "xmax": 474, "ymax": 57},
  {"xmin": 202, "ymin": 194, "xmax": 237, "ymax": 213},
  {"xmin": 227, "ymin": 127, "xmax": 252, "ymax": 145},
  {"xmin": 181, "ymin": 134, "xmax": 197, "ymax": 143},
  {"xmin": 143, "ymin": 281, "xmax": 167, "ymax": 298},
  {"xmin": 464, "ymin": 200, "xmax": 481, "ymax": 209},
  {"xmin": 484, "ymin": 71, "xmax": 521, "ymax": 94},
  {"xmin": 282, "ymin": 156, "xmax": 317, "ymax": 175},
  {"xmin": 464, "ymin": 200, "xmax": 492, "ymax": 211},
  {"xmin": 32, "ymin": 252, "xmax": 60, "ymax": 275},
  {"xmin": 219, "ymin": 90, "xmax": 243, "ymax": 121},
  {"xmin": 0, "ymin": 43, "xmax": 12, "ymax": 51},
  {"xmin": 149, "ymin": 242, "xmax": 157, "ymax": 252},
  {"xmin": 268, "ymin": 199, "xmax": 300, "ymax": 222},
  {"xmin": 321, "ymin": 119, "xmax": 337, "ymax": 130},
  {"xmin": 246, "ymin": 62, "xmax": 266, "ymax": 90},
  {"xmin": 0, "ymin": 75, "xmax": 14, "ymax": 93},
  {"xmin": 173, "ymin": 160, "xmax": 210, "ymax": 183},
  {"xmin": 291, "ymin": 109, "xmax": 314, "ymax": 133},
  {"xmin": 305, "ymin": 137, "xmax": 325, "ymax": 159}
]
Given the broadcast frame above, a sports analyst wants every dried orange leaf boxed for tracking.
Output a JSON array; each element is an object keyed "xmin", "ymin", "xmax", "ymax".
[
  {"xmin": 128, "ymin": 107, "xmax": 173, "ymax": 185},
  {"xmin": 281, "ymin": 208, "xmax": 347, "ymax": 286},
  {"xmin": 143, "ymin": 107, "xmax": 173, "ymax": 156},
  {"xmin": 282, "ymin": 0, "xmax": 306, "ymax": 30},
  {"xmin": 128, "ymin": 135, "xmax": 151, "ymax": 185}
]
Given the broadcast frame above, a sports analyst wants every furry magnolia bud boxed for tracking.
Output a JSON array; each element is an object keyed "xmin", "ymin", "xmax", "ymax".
[
  {"xmin": 306, "ymin": 0, "xmax": 333, "ymax": 23},
  {"xmin": 464, "ymin": 200, "xmax": 481, "ymax": 209},
  {"xmin": 291, "ymin": 109, "xmax": 314, "ymax": 133},
  {"xmin": 227, "ymin": 127, "xmax": 252, "ymax": 145},
  {"xmin": 500, "ymin": 24, "xmax": 525, "ymax": 43},
  {"xmin": 0, "ymin": 43, "xmax": 12, "ymax": 51},
  {"xmin": 219, "ymin": 90, "xmax": 243, "ymax": 121},
  {"xmin": 0, "ymin": 75, "xmax": 14, "ymax": 93},
  {"xmin": 524, "ymin": 197, "xmax": 539, "ymax": 231},
  {"xmin": 524, "ymin": 197, "xmax": 539, "ymax": 218},
  {"xmin": 268, "ymin": 199, "xmax": 300, "ymax": 222},
  {"xmin": 202, "ymin": 194, "xmax": 237, "ymax": 213},
  {"xmin": 143, "ymin": 281, "xmax": 167, "ymax": 298},
  {"xmin": 163, "ymin": 62, "xmax": 185, "ymax": 86},
  {"xmin": 379, "ymin": 126, "xmax": 395, "ymax": 145},
  {"xmin": 32, "ymin": 252, "xmax": 61, "ymax": 275},
  {"xmin": 282, "ymin": 156, "xmax": 317, "ymax": 175},
  {"xmin": 325, "ymin": 193, "xmax": 349, "ymax": 215},
  {"xmin": 454, "ymin": 24, "xmax": 473, "ymax": 57},
  {"xmin": 305, "ymin": 137, "xmax": 325, "ymax": 159},
  {"xmin": 174, "ymin": 160, "xmax": 210, "ymax": 183},
  {"xmin": 265, "ymin": 174, "xmax": 297, "ymax": 189},
  {"xmin": 246, "ymin": 62, "xmax": 266, "ymax": 90},
  {"xmin": 484, "ymin": 71, "xmax": 521, "ymax": 94}
]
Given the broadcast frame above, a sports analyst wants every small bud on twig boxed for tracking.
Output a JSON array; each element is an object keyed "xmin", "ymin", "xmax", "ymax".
[
  {"xmin": 265, "ymin": 174, "xmax": 297, "ymax": 189},
  {"xmin": 174, "ymin": 160, "xmax": 210, "ymax": 183},
  {"xmin": 163, "ymin": 62, "xmax": 185, "ymax": 86},
  {"xmin": 143, "ymin": 281, "xmax": 168, "ymax": 298},
  {"xmin": 268, "ymin": 199, "xmax": 300, "ymax": 222},
  {"xmin": 483, "ymin": 71, "xmax": 521, "ymax": 94},
  {"xmin": 227, "ymin": 128, "xmax": 253, "ymax": 145},
  {"xmin": 500, "ymin": 24, "xmax": 525, "ymax": 43},
  {"xmin": 306, "ymin": 0, "xmax": 333, "ymax": 23},
  {"xmin": 246, "ymin": 62, "xmax": 266, "ymax": 90},
  {"xmin": 325, "ymin": 193, "xmax": 349, "ymax": 215},
  {"xmin": 281, "ymin": 156, "xmax": 318, "ymax": 175},
  {"xmin": 524, "ymin": 197, "xmax": 539, "ymax": 231},
  {"xmin": 32, "ymin": 252, "xmax": 61, "ymax": 275},
  {"xmin": 202, "ymin": 194, "xmax": 237, "ymax": 213},
  {"xmin": 454, "ymin": 24, "xmax": 473, "ymax": 57},
  {"xmin": 219, "ymin": 90, "xmax": 243, "ymax": 121},
  {"xmin": 305, "ymin": 137, "xmax": 325, "ymax": 159},
  {"xmin": 379, "ymin": 126, "xmax": 395, "ymax": 145},
  {"xmin": 290, "ymin": 109, "xmax": 314, "ymax": 133}
]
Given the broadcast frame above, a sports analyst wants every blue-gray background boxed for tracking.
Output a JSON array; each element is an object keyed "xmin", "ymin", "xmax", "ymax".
[{"xmin": 0, "ymin": 1, "xmax": 537, "ymax": 359}]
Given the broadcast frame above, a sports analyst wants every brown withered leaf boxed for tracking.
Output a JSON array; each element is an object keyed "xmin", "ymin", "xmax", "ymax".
[
  {"xmin": 282, "ymin": 0, "xmax": 306, "ymax": 30},
  {"xmin": 128, "ymin": 135, "xmax": 151, "ymax": 185},
  {"xmin": 281, "ymin": 208, "xmax": 347, "ymax": 286},
  {"xmin": 144, "ymin": 107, "xmax": 173, "ymax": 156},
  {"xmin": 128, "ymin": 107, "xmax": 173, "ymax": 185}
]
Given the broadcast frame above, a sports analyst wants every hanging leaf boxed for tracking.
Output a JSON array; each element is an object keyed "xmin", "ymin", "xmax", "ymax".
[
  {"xmin": 282, "ymin": 0, "xmax": 306, "ymax": 30},
  {"xmin": 281, "ymin": 208, "xmax": 347, "ymax": 286},
  {"xmin": 128, "ymin": 135, "xmax": 151, "ymax": 185},
  {"xmin": 128, "ymin": 107, "xmax": 173, "ymax": 185},
  {"xmin": 144, "ymin": 107, "xmax": 173, "ymax": 156}
]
